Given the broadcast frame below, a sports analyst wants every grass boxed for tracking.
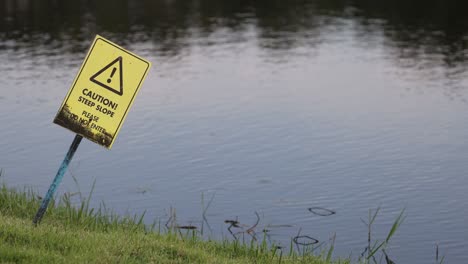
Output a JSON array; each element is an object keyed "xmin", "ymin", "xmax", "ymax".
[
  {"xmin": 0, "ymin": 182, "xmax": 350, "ymax": 264},
  {"xmin": 0, "ymin": 167, "xmax": 419, "ymax": 264},
  {"xmin": 358, "ymin": 207, "xmax": 405, "ymax": 264}
]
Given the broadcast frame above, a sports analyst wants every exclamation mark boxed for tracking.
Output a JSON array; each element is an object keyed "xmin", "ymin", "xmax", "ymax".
[{"xmin": 107, "ymin": 67, "xmax": 117, "ymax": 83}]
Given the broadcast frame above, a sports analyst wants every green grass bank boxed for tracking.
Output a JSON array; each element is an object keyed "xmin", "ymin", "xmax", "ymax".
[{"xmin": 0, "ymin": 184, "xmax": 350, "ymax": 264}]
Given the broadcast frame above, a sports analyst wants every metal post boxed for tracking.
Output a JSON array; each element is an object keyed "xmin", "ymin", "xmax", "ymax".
[{"xmin": 33, "ymin": 134, "xmax": 83, "ymax": 225}]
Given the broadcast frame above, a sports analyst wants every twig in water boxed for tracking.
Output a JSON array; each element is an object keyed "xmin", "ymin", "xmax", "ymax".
[
  {"xmin": 225, "ymin": 218, "xmax": 241, "ymax": 240},
  {"xmin": 293, "ymin": 235, "xmax": 319, "ymax": 246},
  {"xmin": 245, "ymin": 211, "xmax": 260, "ymax": 241},
  {"xmin": 201, "ymin": 192, "xmax": 215, "ymax": 235},
  {"xmin": 294, "ymin": 228, "xmax": 302, "ymax": 254},
  {"xmin": 232, "ymin": 211, "xmax": 261, "ymax": 241},
  {"xmin": 307, "ymin": 207, "xmax": 336, "ymax": 216},
  {"xmin": 165, "ymin": 207, "xmax": 177, "ymax": 230},
  {"xmin": 435, "ymin": 243, "xmax": 446, "ymax": 264},
  {"xmin": 176, "ymin": 225, "xmax": 198, "ymax": 230},
  {"xmin": 382, "ymin": 249, "xmax": 395, "ymax": 264}
]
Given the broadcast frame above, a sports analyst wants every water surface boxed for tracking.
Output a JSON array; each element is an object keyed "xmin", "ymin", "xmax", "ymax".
[{"xmin": 1, "ymin": 1, "xmax": 468, "ymax": 263}]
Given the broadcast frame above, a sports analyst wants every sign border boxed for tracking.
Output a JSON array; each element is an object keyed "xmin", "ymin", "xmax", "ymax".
[{"xmin": 54, "ymin": 35, "xmax": 151, "ymax": 149}]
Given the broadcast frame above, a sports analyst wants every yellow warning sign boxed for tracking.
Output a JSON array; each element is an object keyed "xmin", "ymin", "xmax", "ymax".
[{"xmin": 54, "ymin": 35, "xmax": 151, "ymax": 149}]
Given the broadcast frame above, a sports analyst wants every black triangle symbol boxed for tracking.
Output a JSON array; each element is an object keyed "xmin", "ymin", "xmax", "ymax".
[{"xmin": 90, "ymin": 56, "xmax": 124, "ymax": 96}]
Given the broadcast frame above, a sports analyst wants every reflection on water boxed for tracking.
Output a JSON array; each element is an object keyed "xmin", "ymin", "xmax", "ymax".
[
  {"xmin": 2, "ymin": 0, "xmax": 467, "ymax": 98},
  {"xmin": 1, "ymin": 1, "xmax": 468, "ymax": 263},
  {"xmin": 1, "ymin": 0, "xmax": 468, "ymax": 66}
]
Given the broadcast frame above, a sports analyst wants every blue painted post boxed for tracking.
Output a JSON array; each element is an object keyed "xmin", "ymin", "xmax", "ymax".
[{"xmin": 33, "ymin": 134, "xmax": 83, "ymax": 225}]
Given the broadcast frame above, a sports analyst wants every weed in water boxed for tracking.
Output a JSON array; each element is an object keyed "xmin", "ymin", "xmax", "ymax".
[{"xmin": 358, "ymin": 207, "xmax": 405, "ymax": 264}]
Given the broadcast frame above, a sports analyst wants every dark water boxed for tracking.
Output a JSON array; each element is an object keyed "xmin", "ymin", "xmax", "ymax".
[{"xmin": 1, "ymin": 1, "xmax": 468, "ymax": 263}]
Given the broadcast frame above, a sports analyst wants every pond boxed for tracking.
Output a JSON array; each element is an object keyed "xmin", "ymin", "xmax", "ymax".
[{"xmin": 1, "ymin": 1, "xmax": 468, "ymax": 263}]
